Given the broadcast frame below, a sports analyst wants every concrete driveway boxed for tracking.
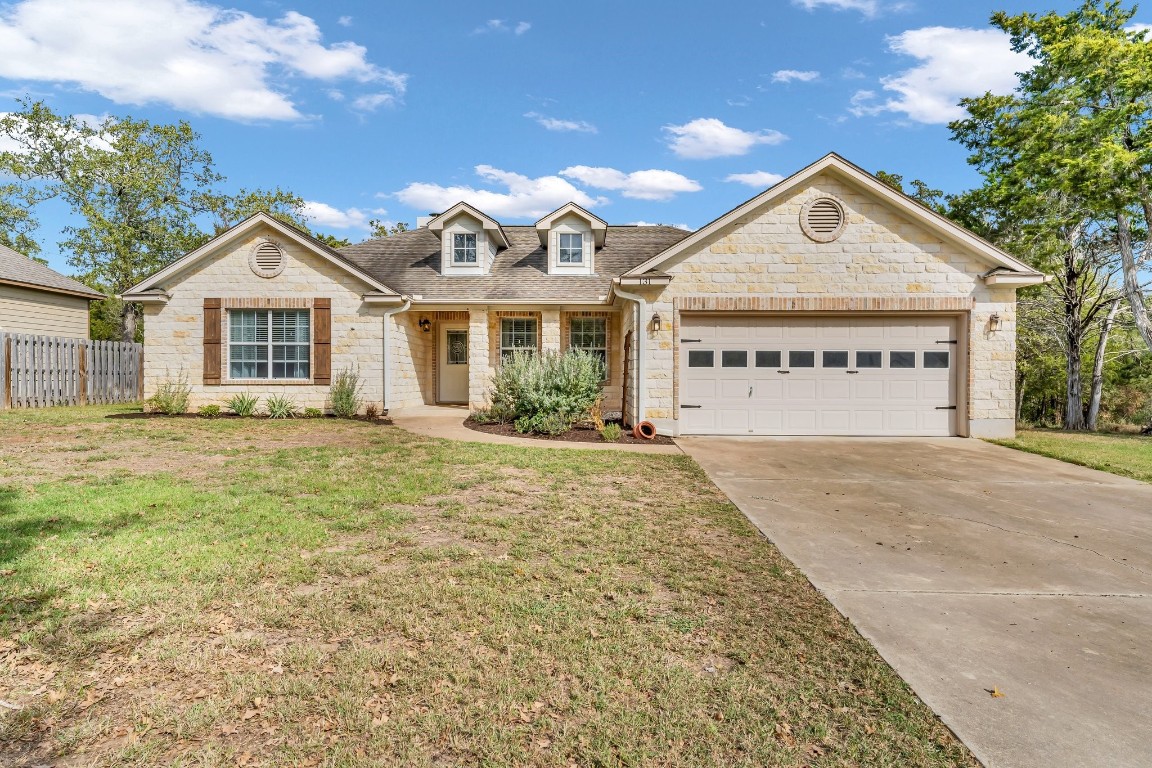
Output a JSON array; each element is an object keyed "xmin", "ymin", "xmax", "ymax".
[{"xmin": 678, "ymin": 436, "xmax": 1152, "ymax": 768}]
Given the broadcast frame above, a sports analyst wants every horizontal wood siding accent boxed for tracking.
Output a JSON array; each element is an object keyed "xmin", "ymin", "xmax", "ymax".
[{"xmin": 0, "ymin": 283, "xmax": 92, "ymax": 338}]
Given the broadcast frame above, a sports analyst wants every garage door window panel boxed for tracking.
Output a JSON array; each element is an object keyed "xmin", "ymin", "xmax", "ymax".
[
  {"xmin": 822, "ymin": 351, "xmax": 849, "ymax": 368},
  {"xmin": 789, "ymin": 350, "xmax": 815, "ymax": 368},
  {"xmin": 890, "ymin": 351, "xmax": 917, "ymax": 369},
  {"xmin": 856, "ymin": 351, "xmax": 883, "ymax": 368},
  {"xmin": 755, "ymin": 350, "xmax": 781, "ymax": 368},
  {"xmin": 688, "ymin": 350, "xmax": 714, "ymax": 368},
  {"xmin": 924, "ymin": 351, "xmax": 950, "ymax": 369},
  {"xmin": 722, "ymin": 350, "xmax": 748, "ymax": 367}
]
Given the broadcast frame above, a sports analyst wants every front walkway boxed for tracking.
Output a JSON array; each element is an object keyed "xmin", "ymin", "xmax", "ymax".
[
  {"xmin": 680, "ymin": 435, "xmax": 1152, "ymax": 768},
  {"xmin": 388, "ymin": 405, "xmax": 683, "ymax": 454}
]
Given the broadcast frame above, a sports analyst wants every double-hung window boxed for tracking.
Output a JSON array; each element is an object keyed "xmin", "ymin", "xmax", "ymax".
[
  {"xmin": 500, "ymin": 318, "xmax": 538, "ymax": 362},
  {"xmin": 453, "ymin": 233, "xmax": 478, "ymax": 264},
  {"xmin": 228, "ymin": 309, "xmax": 310, "ymax": 380},
  {"xmin": 569, "ymin": 316, "xmax": 607, "ymax": 377},
  {"xmin": 558, "ymin": 233, "xmax": 583, "ymax": 264}
]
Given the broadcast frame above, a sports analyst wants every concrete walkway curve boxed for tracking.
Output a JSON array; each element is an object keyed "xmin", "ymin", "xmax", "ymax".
[
  {"xmin": 679, "ymin": 436, "xmax": 1152, "ymax": 768},
  {"xmin": 388, "ymin": 405, "xmax": 683, "ymax": 454}
]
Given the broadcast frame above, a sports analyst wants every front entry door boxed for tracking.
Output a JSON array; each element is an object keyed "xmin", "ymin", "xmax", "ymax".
[{"xmin": 438, "ymin": 324, "xmax": 469, "ymax": 403}]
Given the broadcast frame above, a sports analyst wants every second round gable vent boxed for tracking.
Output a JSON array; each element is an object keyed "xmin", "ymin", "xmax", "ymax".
[
  {"xmin": 249, "ymin": 241, "xmax": 285, "ymax": 278},
  {"xmin": 800, "ymin": 197, "xmax": 847, "ymax": 243}
]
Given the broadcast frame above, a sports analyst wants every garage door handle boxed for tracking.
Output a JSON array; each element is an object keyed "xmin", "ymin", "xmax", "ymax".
[
  {"xmin": 777, "ymin": 370, "xmax": 790, "ymax": 374},
  {"xmin": 846, "ymin": 370, "xmax": 859, "ymax": 374}
]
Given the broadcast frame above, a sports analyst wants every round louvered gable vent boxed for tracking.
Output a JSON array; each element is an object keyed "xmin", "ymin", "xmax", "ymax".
[
  {"xmin": 249, "ymin": 241, "xmax": 285, "ymax": 278},
  {"xmin": 800, "ymin": 197, "xmax": 847, "ymax": 242}
]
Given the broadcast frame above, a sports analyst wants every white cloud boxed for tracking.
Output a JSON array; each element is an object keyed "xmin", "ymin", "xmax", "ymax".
[
  {"xmin": 628, "ymin": 221, "xmax": 692, "ymax": 231},
  {"xmin": 856, "ymin": 27, "xmax": 1032, "ymax": 123},
  {"xmin": 560, "ymin": 166, "xmax": 702, "ymax": 201},
  {"xmin": 337, "ymin": 16, "xmax": 353, "ymax": 27},
  {"xmin": 0, "ymin": 111, "xmax": 111, "ymax": 154},
  {"xmin": 663, "ymin": 118, "xmax": 787, "ymax": 159},
  {"xmin": 524, "ymin": 112, "xmax": 597, "ymax": 133},
  {"xmin": 772, "ymin": 69, "xmax": 820, "ymax": 83},
  {"xmin": 302, "ymin": 201, "xmax": 385, "ymax": 231},
  {"xmin": 394, "ymin": 165, "xmax": 607, "ymax": 220},
  {"xmin": 0, "ymin": 0, "xmax": 406, "ymax": 122},
  {"xmin": 352, "ymin": 92, "xmax": 397, "ymax": 112},
  {"xmin": 725, "ymin": 171, "xmax": 785, "ymax": 187},
  {"xmin": 726, "ymin": 95, "xmax": 752, "ymax": 107},
  {"xmin": 792, "ymin": 0, "xmax": 879, "ymax": 17},
  {"xmin": 473, "ymin": 19, "xmax": 531, "ymax": 35}
]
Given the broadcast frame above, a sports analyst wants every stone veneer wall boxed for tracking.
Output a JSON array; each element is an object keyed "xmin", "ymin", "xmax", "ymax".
[
  {"xmin": 631, "ymin": 172, "xmax": 1019, "ymax": 438},
  {"xmin": 142, "ymin": 228, "xmax": 386, "ymax": 412}
]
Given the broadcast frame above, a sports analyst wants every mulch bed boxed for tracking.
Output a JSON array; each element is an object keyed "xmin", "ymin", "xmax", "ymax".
[
  {"xmin": 464, "ymin": 418, "xmax": 677, "ymax": 445},
  {"xmin": 107, "ymin": 412, "xmax": 393, "ymax": 425}
]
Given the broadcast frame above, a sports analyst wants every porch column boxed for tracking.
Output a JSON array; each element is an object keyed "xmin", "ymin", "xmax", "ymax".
[
  {"xmin": 467, "ymin": 308, "xmax": 489, "ymax": 410},
  {"xmin": 541, "ymin": 309, "xmax": 561, "ymax": 353}
]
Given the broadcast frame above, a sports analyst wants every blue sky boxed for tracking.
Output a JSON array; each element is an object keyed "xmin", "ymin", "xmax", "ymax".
[{"xmin": 0, "ymin": 0, "xmax": 1142, "ymax": 274}]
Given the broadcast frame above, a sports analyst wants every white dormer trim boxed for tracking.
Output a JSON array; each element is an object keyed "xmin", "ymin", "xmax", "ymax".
[
  {"xmin": 546, "ymin": 214, "xmax": 595, "ymax": 275},
  {"xmin": 535, "ymin": 202, "xmax": 607, "ymax": 248},
  {"xmin": 426, "ymin": 202, "xmax": 509, "ymax": 276}
]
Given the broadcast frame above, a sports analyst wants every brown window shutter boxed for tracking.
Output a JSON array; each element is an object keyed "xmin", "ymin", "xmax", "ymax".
[
  {"xmin": 203, "ymin": 298, "xmax": 221, "ymax": 385},
  {"xmin": 313, "ymin": 298, "xmax": 331, "ymax": 384}
]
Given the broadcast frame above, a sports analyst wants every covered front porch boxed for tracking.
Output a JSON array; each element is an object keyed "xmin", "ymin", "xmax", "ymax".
[{"xmin": 386, "ymin": 307, "xmax": 625, "ymax": 413}]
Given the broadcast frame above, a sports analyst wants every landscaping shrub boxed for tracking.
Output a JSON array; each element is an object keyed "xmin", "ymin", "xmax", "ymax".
[
  {"xmin": 303, "ymin": 407, "xmax": 323, "ymax": 418},
  {"xmin": 330, "ymin": 367, "xmax": 364, "ymax": 418},
  {"xmin": 470, "ymin": 406, "xmax": 511, "ymax": 425},
  {"xmin": 600, "ymin": 422, "xmax": 623, "ymax": 442},
  {"xmin": 199, "ymin": 404, "xmax": 222, "ymax": 418},
  {"xmin": 489, "ymin": 349, "xmax": 605, "ymax": 434},
  {"xmin": 364, "ymin": 402, "xmax": 381, "ymax": 419},
  {"xmin": 265, "ymin": 394, "xmax": 299, "ymax": 419},
  {"xmin": 147, "ymin": 373, "xmax": 191, "ymax": 415},
  {"xmin": 227, "ymin": 392, "xmax": 260, "ymax": 417}
]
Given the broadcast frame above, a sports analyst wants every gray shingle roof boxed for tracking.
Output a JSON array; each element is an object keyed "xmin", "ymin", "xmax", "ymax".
[
  {"xmin": 0, "ymin": 244, "xmax": 103, "ymax": 298},
  {"xmin": 337, "ymin": 225, "xmax": 690, "ymax": 301}
]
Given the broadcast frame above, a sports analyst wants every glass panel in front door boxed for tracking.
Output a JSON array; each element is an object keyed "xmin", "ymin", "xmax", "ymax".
[{"xmin": 447, "ymin": 330, "xmax": 468, "ymax": 364}]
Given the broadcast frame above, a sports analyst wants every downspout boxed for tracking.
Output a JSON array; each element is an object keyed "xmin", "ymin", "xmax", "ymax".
[
  {"xmin": 611, "ymin": 283, "xmax": 646, "ymax": 425},
  {"xmin": 380, "ymin": 298, "xmax": 412, "ymax": 411}
]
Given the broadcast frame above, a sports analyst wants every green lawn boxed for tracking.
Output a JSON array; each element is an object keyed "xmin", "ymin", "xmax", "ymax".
[
  {"xmin": 993, "ymin": 428, "xmax": 1152, "ymax": 483},
  {"xmin": 0, "ymin": 406, "xmax": 974, "ymax": 767}
]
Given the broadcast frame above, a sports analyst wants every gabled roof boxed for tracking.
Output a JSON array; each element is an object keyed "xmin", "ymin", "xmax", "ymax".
[
  {"xmin": 0, "ymin": 243, "xmax": 104, "ymax": 299},
  {"xmin": 122, "ymin": 212, "xmax": 400, "ymax": 299},
  {"xmin": 337, "ymin": 225, "xmax": 689, "ymax": 302},
  {"xmin": 534, "ymin": 203, "xmax": 608, "ymax": 248},
  {"xmin": 624, "ymin": 153, "xmax": 1046, "ymax": 282},
  {"xmin": 426, "ymin": 202, "xmax": 511, "ymax": 249}
]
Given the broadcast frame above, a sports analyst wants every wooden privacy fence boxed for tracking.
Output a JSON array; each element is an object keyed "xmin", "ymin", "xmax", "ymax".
[{"xmin": 0, "ymin": 333, "xmax": 143, "ymax": 409}]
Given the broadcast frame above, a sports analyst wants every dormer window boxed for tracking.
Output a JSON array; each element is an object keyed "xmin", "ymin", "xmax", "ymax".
[
  {"xmin": 453, "ymin": 233, "xmax": 478, "ymax": 264},
  {"xmin": 558, "ymin": 233, "xmax": 584, "ymax": 264}
]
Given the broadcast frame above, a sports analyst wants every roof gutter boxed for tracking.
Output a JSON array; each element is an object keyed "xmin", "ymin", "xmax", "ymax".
[
  {"xmin": 610, "ymin": 280, "xmax": 647, "ymax": 426},
  {"xmin": 980, "ymin": 269, "xmax": 1050, "ymax": 286}
]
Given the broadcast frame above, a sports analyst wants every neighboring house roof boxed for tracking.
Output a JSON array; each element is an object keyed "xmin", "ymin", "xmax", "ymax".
[
  {"xmin": 123, "ymin": 212, "xmax": 401, "ymax": 300},
  {"xmin": 337, "ymin": 225, "xmax": 691, "ymax": 302},
  {"xmin": 624, "ymin": 152, "xmax": 1046, "ymax": 283},
  {"xmin": 0, "ymin": 243, "xmax": 104, "ymax": 299}
]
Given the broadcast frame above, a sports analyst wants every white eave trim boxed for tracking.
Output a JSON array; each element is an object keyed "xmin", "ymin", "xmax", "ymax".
[
  {"xmin": 426, "ymin": 202, "xmax": 510, "ymax": 249},
  {"xmin": 123, "ymin": 212, "xmax": 400, "ymax": 297},
  {"xmin": 623, "ymin": 152, "xmax": 1039, "ymax": 278},
  {"xmin": 121, "ymin": 291, "xmax": 170, "ymax": 304},
  {"xmin": 363, "ymin": 292, "xmax": 410, "ymax": 305},
  {"xmin": 982, "ymin": 272, "xmax": 1049, "ymax": 286},
  {"xmin": 616, "ymin": 274, "xmax": 672, "ymax": 287},
  {"xmin": 408, "ymin": 297, "xmax": 611, "ymax": 306},
  {"xmin": 534, "ymin": 202, "xmax": 608, "ymax": 247}
]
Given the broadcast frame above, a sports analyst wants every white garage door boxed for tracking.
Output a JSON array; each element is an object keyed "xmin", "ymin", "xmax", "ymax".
[{"xmin": 679, "ymin": 316, "xmax": 958, "ymax": 436}]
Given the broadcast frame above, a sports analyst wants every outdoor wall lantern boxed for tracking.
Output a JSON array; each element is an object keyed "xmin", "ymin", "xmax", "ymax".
[
  {"xmin": 419, "ymin": 317, "xmax": 432, "ymax": 333},
  {"xmin": 989, "ymin": 313, "xmax": 1002, "ymax": 332},
  {"xmin": 650, "ymin": 312, "xmax": 663, "ymax": 332}
]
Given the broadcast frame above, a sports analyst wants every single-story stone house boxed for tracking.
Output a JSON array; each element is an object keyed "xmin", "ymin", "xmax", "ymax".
[
  {"xmin": 124, "ymin": 154, "xmax": 1045, "ymax": 438},
  {"xmin": 0, "ymin": 243, "xmax": 103, "ymax": 338}
]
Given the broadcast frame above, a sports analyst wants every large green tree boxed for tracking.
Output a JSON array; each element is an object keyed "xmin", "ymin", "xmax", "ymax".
[{"xmin": 950, "ymin": 0, "xmax": 1152, "ymax": 428}]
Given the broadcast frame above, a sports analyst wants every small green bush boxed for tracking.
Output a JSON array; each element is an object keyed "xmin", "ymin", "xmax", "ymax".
[
  {"xmin": 227, "ymin": 392, "xmax": 260, "ymax": 417},
  {"xmin": 330, "ymin": 367, "xmax": 364, "ymax": 418},
  {"xmin": 265, "ymin": 394, "xmax": 298, "ymax": 419},
  {"xmin": 199, "ymin": 404, "xmax": 222, "ymax": 418},
  {"xmin": 489, "ymin": 349, "xmax": 604, "ymax": 435},
  {"xmin": 600, "ymin": 422, "xmax": 623, "ymax": 442},
  {"xmin": 303, "ymin": 407, "xmax": 323, "ymax": 418},
  {"xmin": 148, "ymin": 373, "xmax": 191, "ymax": 415}
]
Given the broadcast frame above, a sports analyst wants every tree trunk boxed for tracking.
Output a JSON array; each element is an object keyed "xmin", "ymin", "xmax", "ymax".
[
  {"xmin": 1086, "ymin": 298, "xmax": 1121, "ymax": 431},
  {"xmin": 1116, "ymin": 212, "xmax": 1152, "ymax": 350},
  {"xmin": 1016, "ymin": 370, "xmax": 1027, "ymax": 423},
  {"xmin": 120, "ymin": 302, "xmax": 139, "ymax": 343},
  {"xmin": 1063, "ymin": 325, "xmax": 1086, "ymax": 430}
]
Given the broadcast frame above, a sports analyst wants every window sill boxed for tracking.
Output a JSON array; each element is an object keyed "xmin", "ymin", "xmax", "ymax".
[{"xmin": 224, "ymin": 379, "xmax": 318, "ymax": 386}]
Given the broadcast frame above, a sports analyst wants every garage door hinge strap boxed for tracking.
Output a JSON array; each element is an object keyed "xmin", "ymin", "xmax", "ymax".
[
  {"xmin": 935, "ymin": 405, "xmax": 958, "ymax": 410},
  {"xmin": 681, "ymin": 404, "xmax": 702, "ymax": 409},
  {"xmin": 936, "ymin": 340, "xmax": 959, "ymax": 344},
  {"xmin": 680, "ymin": 338, "xmax": 702, "ymax": 343}
]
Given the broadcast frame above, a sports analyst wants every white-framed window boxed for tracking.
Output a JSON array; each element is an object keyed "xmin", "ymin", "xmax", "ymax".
[
  {"xmin": 228, "ymin": 309, "xmax": 310, "ymax": 380},
  {"xmin": 453, "ymin": 232, "xmax": 478, "ymax": 263},
  {"xmin": 569, "ymin": 316, "xmax": 607, "ymax": 376},
  {"xmin": 500, "ymin": 318, "xmax": 538, "ymax": 362},
  {"xmin": 558, "ymin": 232, "xmax": 583, "ymax": 264}
]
